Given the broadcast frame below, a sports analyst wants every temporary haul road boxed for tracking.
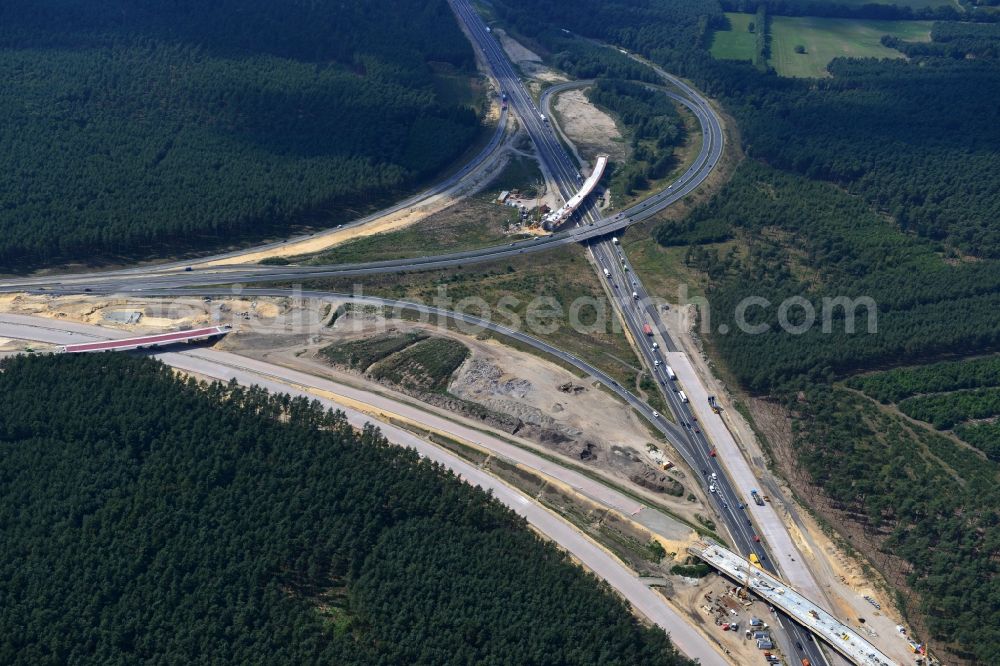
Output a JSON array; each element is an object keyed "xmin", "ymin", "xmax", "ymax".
[
  {"xmin": 0, "ymin": 312, "xmax": 729, "ymax": 666},
  {"xmin": 447, "ymin": 3, "xmax": 835, "ymax": 665},
  {"xmin": 0, "ymin": 2, "xmax": 896, "ymax": 665},
  {"xmin": 0, "ymin": 1, "xmax": 723, "ymax": 295}
]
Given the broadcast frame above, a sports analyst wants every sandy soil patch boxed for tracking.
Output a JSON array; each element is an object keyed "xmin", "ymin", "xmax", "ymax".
[
  {"xmin": 198, "ymin": 130, "xmax": 516, "ymax": 267},
  {"xmin": 553, "ymin": 88, "xmax": 628, "ymax": 164},
  {"xmin": 0, "ymin": 294, "xmax": 337, "ymax": 342},
  {"xmin": 661, "ymin": 303, "xmax": 917, "ymax": 664},
  {"xmin": 213, "ymin": 310, "xmax": 708, "ymax": 524},
  {"xmin": 495, "ymin": 30, "xmax": 567, "ymax": 84}
]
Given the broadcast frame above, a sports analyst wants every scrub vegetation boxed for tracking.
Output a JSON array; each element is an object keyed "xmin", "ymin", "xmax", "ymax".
[
  {"xmin": 0, "ymin": 353, "xmax": 695, "ymax": 665},
  {"xmin": 492, "ymin": 0, "xmax": 1000, "ymax": 660}
]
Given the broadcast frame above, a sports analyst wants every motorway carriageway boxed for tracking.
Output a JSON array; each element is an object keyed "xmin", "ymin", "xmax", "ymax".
[
  {"xmin": 451, "ymin": 3, "xmax": 833, "ymax": 665},
  {"xmin": 0, "ymin": 5, "xmax": 722, "ymax": 295},
  {"xmin": 2, "ymin": 3, "xmax": 833, "ymax": 662},
  {"xmin": 693, "ymin": 542, "xmax": 896, "ymax": 666},
  {"xmin": 0, "ymin": 312, "xmax": 730, "ymax": 666},
  {"xmin": 60, "ymin": 325, "xmax": 231, "ymax": 353}
]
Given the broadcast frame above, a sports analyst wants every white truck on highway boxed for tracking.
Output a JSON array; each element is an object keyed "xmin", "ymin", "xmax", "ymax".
[
  {"xmin": 632, "ymin": 291, "xmax": 639, "ymax": 300},
  {"xmin": 603, "ymin": 268, "xmax": 611, "ymax": 278},
  {"xmin": 665, "ymin": 365, "xmax": 676, "ymax": 380},
  {"xmin": 612, "ymin": 236, "xmax": 619, "ymax": 245},
  {"xmin": 678, "ymin": 390, "xmax": 689, "ymax": 403}
]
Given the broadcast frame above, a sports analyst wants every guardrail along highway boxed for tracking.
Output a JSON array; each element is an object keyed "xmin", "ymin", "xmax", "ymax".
[
  {"xmin": 447, "ymin": 2, "xmax": 834, "ymax": 665},
  {"xmin": 692, "ymin": 541, "xmax": 897, "ymax": 666}
]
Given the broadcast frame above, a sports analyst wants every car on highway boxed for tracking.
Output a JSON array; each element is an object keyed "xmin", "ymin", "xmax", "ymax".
[
  {"xmin": 652, "ymin": 411, "xmax": 660, "ymax": 419},
  {"xmin": 709, "ymin": 449, "xmax": 717, "ymax": 457},
  {"xmin": 709, "ymin": 484, "xmax": 716, "ymax": 493}
]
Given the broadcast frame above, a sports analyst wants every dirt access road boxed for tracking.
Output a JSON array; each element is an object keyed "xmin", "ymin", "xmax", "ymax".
[{"xmin": 0, "ymin": 310, "xmax": 732, "ymax": 666}]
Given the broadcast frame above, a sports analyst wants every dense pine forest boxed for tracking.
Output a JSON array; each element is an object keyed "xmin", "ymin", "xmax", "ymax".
[
  {"xmin": 586, "ymin": 79, "xmax": 686, "ymax": 197},
  {"xmin": 0, "ymin": 353, "xmax": 694, "ymax": 665},
  {"xmin": 0, "ymin": 0, "xmax": 482, "ymax": 268},
  {"xmin": 492, "ymin": 0, "xmax": 1000, "ymax": 661}
]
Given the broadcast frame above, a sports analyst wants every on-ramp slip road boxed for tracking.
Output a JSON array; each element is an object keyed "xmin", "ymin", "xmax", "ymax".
[
  {"xmin": 0, "ymin": 312, "xmax": 730, "ymax": 666},
  {"xmin": 0, "ymin": 2, "xmax": 850, "ymax": 663},
  {"xmin": 448, "ymin": 4, "xmax": 833, "ymax": 665},
  {"xmin": 0, "ymin": 4, "xmax": 723, "ymax": 295}
]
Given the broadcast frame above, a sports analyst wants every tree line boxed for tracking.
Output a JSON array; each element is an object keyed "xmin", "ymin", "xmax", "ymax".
[
  {"xmin": 847, "ymin": 355, "xmax": 1000, "ymax": 404},
  {"xmin": 789, "ymin": 386, "xmax": 1000, "ymax": 663},
  {"xmin": 0, "ymin": 0, "xmax": 482, "ymax": 268},
  {"xmin": 487, "ymin": 2, "xmax": 1000, "ymax": 659},
  {"xmin": 662, "ymin": 162, "xmax": 1000, "ymax": 393},
  {"xmin": 721, "ymin": 0, "xmax": 968, "ymax": 21},
  {"xmin": 0, "ymin": 353, "xmax": 695, "ymax": 665},
  {"xmin": 586, "ymin": 78, "xmax": 686, "ymax": 197}
]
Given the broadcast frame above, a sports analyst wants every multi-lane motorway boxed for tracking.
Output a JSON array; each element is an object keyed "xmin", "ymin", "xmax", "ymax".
[
  {"xmin": 0, "ymin": 312, "xmax": 731, "ymax": 666},
  {"xmin": 0, "ymin": 5, "xmax": 723, "ymax": 296},
  {"xmin": 0, "ymin": 2, "xmax": 853, "ymax": 664},
  {"xmin": 447, "ymin": 3, "xmax": 833, "ymax": 665}
]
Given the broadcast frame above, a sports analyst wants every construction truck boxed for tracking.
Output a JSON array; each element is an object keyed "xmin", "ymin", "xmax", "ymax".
[
  {"xmin": 751, "ymin": 489, "xmax": 765, "ymax": 506},
  {"xmin": 708, "ymin": 395, "xmax": 721, "ymax": 413}
]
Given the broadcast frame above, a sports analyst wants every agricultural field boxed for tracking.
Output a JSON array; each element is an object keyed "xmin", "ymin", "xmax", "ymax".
[
  {"xmin": 795, "ymin": 0, "xmax": 957, "ymax": 8},
  {"xmin": 769, "ymin": 17, "xmax": 932, "ymax": 77},
  {"xmin": 848, "ymin": 355, "xmax": 1000, "ymax": 459},
  {"xmin": 710, "ymin": 13, "xmax": 757, "ymax": 62}
]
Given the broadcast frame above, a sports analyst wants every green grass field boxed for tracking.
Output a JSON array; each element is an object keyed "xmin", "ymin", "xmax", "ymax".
[
  {"xmin": 769, "ymin": 16, "xmax": 931, "ymax": 77},
  {"xmin": 710, "ymin": 13, "xmax": 757, "ymax": 62},
  {"xmin": 795, "ymin": 0, "xmax": 956, "ymax": 8}
]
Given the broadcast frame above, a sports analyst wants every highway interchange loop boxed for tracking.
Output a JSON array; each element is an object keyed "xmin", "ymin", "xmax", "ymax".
[{"xmin": 0, "ymin": 2, "xmax": 844, "ymax": 663}]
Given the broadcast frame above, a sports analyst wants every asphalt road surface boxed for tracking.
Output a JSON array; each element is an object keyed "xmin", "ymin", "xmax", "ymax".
[
  {"xmin": 0, "ymin": 312, "xmax": 730, "ymax": 666},
  {"xmin": 447, "ymin": 4, "xmax": 832, "ymax": 665},
  {"xmin": 0, "ymin": 3, "xmax": 841, "ymax": 663}
]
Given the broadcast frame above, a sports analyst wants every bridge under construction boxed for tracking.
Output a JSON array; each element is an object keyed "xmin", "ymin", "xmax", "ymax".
[{"xmin": 690, "ymin": 540, "xmax": 897, "ymax": 666}]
